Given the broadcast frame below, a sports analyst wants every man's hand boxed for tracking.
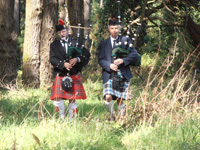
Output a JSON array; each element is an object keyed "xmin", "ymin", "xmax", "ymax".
[
  {"xmin": 70, "ymin": 58, "xmax": 78, "ymax": 66},
  {"xmin": 64, "ymin": 62, "xmax": 72, "ymax": 71},
  {"xmin": 110, "ymin": 63, "xmax": 118, "ymax": 71},
  {"xmin": 114, "ymin": 58, "xmax": 123, "ymax": 66}
]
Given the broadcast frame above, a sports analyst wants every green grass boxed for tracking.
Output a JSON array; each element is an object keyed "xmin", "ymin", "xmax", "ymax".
[
  {"xmin": 0, "ymin": 81, "xmax": 128, "ymax": 149},
  {"xmin": 1, "ymin": 49, "xmax": 200, "ymax": 149},
  {"xmin": 0, "ymin": 119, "xmax": 126, "ymax": 149},
  {"xmin": 122, "ymin": 118, "xmax": 200, "ymax": 150},
  {"xmin": 1, "ymin": 80, "xmax": 200, "ymax": 149}
]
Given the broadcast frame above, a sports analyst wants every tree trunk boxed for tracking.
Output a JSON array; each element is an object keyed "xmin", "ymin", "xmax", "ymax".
[
  {"xmin": 185, "ymin": 16, "xmax": 200, "ymax": 48},
  {"xmin": 134, "ymin": 0, "xmax": 147, "ymax": 49},
  {"xmin": 84, "ymin": 0, "xmax": 91, "ymax": 36},
  {"xmin": 39, "ymin": 0, "xmax": 57, "ymax": 89},
  {"xmin": 59, "ymin": 0, "xmax": 66, "ymax": 21},
  {"xmin": 67, "ymin": 0, "xmax": 84, "ymax": 38},
  {"xmin": 22, "ymin": 0, "xmax": 43, "ymax": 87},
  {"xmin": 0, "ymin": 0, "xmax": 17, "ymax": 85},
  {"xmin": 14, "ymin": 0, "xmax": 20, "ymax": 35}
]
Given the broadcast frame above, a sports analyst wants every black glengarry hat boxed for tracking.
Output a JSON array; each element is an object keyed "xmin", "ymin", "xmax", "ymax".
[
  {"xmin": 56, "ymin": 19, "xmax": 66, "ymax": 32},
  {"xmin": 109, "ymin": 18, "xmax": 120, "ymax": 26}
]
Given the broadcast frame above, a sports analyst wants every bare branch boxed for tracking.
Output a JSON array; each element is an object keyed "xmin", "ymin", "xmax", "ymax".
[
  {"xmin": 149, "ymin": 16, "xmax": 182, "ymax": 26},
  {"xmin": 158, "ymin": 0, "xmax": 177, "ymax": 16}
]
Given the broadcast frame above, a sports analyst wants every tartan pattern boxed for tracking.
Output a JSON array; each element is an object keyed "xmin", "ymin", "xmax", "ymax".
[
  {"xmin": 50, "ymin": 75, "xmax": 86, "ymax": 100},
  {"xmin": 103, "ymin": 79, "xmax": 132, "ymax": 100}
]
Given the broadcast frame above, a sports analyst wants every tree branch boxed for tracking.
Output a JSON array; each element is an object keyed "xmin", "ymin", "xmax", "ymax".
[{"xmin": 149, "ymin": 16, "xmax": 182, "ymax": 26}]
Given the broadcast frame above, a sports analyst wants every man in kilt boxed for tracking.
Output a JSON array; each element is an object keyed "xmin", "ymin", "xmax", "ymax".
[
  {"xmin": 50, "ymin": 20, "xmax": 90, "ymax": 121},
  {"xmin": 98, "ymin": 18, "xmax": 138, "ymax": 120}
]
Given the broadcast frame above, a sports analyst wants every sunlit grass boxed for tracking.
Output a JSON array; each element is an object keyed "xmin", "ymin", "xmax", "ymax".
[
  {"xmin": 0, "ymin": 118, "xmax": 127, "ymax": 149},
  {"xmin": 0, "ymin": 84, "xmax": 127, "ymax": 149},
  {"xmin": 122, "ymin": 118, "xmax": 200, "ymax": 150},
  {"xmin": 1, "ymin": 48, "xmax": 200, "ymax": 149}
]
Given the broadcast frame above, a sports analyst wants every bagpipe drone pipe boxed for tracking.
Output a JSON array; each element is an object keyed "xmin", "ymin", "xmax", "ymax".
[{"xmin": 67, "ymin": 23, "xmax": 92, "ymax": 67}]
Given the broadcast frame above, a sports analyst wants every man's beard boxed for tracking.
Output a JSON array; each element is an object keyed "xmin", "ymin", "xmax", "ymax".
[{"xmin": 61, "ymin": 36, "xmax": 66, "ymax": 40}]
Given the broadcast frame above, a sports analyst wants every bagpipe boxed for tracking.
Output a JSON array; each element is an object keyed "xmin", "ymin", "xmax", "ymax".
[
  {"xmin": 61, "ymin": 2, "xmax": 92, "ymax": 67},
  {"xmin": 67, "ymin": 23, "xmax": 92, "ymax": 67},
  {"xmin": 111, "ymin": 1, "xmax": 141, "ymax": 67}
]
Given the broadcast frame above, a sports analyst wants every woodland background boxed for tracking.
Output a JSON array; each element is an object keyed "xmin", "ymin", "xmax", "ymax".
[{"xmin": 0, "ymin": 0, "xmax": 200, "ymax": 149}]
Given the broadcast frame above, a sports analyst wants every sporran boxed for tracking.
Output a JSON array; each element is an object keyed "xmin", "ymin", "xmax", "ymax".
[{"xmin": 61, "ymin": 76, "xmax": 73, "ymax": 91}]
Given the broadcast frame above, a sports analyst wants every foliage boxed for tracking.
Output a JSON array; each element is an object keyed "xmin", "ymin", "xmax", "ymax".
[
  {"xmin": 16, "ymin": 0, "xmax": 26, "ymax": 71},
  {"xmin": 191, "ymin": 7, "xmax": 200, "ymax": 25},
  {"xmin": 90, "ymin": 0, "xmax": 141, "ymax": 47}
]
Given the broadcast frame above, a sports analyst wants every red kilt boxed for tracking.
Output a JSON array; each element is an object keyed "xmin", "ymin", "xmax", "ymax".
[{"xmin": 50, "ymin": 75, "xmax": 87, "ymax": 100}]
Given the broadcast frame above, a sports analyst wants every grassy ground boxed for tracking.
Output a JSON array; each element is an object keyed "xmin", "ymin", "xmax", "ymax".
[
  {"xmin": 0, "ymin": 81, "xmax": 127, "ymax": 150},
  {"xmin": 1, "ymin": 52, "xmax": 200, "ymax": 149},
  {"xmin": 1, "ymin": 78, "xmax": 200, "ymax": 149}
]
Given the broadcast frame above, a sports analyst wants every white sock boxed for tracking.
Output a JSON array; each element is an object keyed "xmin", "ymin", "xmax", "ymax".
[
  {"xmin": 68, "ymin": 103, "xmax": 78, "ymax": 122},
  {"xmin": 118, "ymin": 103, "xmax": 126, "ymax": 117},
  {"xmin": 105, "ymin": 100, "xmax": 115, "ymax": 116},
  {"xmin": 54, "ymin": 100, "xmax": 65, "ymax": 119}
]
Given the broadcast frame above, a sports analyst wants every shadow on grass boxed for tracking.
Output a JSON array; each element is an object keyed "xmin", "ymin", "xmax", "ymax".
[
  {"xmin": 77, "ymin": 100, "xmax": 107, "ymax": 120},
  {"xmin": 0, "ymin": 95, "xmax": 54, "ymax": 125},
  {"xmin": 0, "ymin": 84, "xmax": 137, "ymax": 126},
  {"xmin": 0, "ymin": 95, "xmax": 108, "ymax": 125}
]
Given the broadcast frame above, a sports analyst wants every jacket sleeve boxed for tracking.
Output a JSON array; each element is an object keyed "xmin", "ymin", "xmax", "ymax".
[
  {"xmin": 49, "ymin": 43, "xmax": 65, "ymax": 71},
  {"xmin": 123, "ymin": 48, "xmax": 138, "ymax": 66},
  {"xmin": 98, "ymin": 42, "xmax": 111, "ymax": 72}
]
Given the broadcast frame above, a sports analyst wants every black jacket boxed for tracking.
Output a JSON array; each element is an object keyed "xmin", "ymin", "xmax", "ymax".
[{"xmin": 50, "ymin": 39, "xmax": 90, "ymax": 76}]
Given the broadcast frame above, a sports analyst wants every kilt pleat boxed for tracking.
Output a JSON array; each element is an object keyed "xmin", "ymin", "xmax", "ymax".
[
  {"xmin": 50, "ymin": 75, "xmax": 86, "ymax": 100},
  {"xmin": 103, "ymin": 79, "xmax": 131, "ymax": 100}
]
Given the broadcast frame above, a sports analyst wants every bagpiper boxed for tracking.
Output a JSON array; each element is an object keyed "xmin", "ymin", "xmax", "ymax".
[
  {"xmin": 50, "ymin": 19, "xmax": 90, "ymax": 121},
  {"xmin": 98, "ymin": 17, "xmax": 138, "ymax": 120}
]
